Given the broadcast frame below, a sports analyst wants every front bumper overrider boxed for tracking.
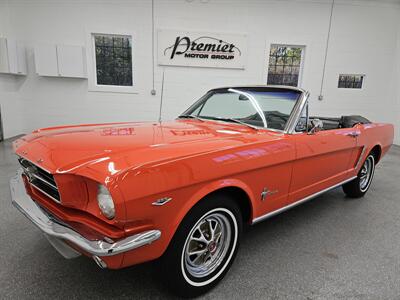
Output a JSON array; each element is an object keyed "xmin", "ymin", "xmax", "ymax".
[{"xmin": 10, "ymin": 170, "xmax": 161, "ymax": 259}]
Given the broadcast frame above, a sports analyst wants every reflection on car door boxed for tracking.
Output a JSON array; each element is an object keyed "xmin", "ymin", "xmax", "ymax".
[{"xmin": 288, "ymin": 128, "xmax": 359, "ymax": 204}]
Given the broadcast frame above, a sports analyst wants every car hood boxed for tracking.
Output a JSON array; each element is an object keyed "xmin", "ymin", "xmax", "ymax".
[{"xmin": 14, "ymin": 119, "xmax": 283, "ymax": 177}]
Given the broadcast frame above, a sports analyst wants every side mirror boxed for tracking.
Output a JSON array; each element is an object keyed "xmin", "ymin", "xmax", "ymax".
[
  {"xmin": 295, "ymin": 118, "xmax": 307, "ymax": 132},
  {"xmin": 308, "ymin": 119, "xmax": 323, "ymax": 135}
]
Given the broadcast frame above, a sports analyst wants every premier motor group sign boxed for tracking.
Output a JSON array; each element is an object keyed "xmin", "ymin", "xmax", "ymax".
[{"xmin": 158, "ymin": 30, "xmax": 247, "ymax": 69}]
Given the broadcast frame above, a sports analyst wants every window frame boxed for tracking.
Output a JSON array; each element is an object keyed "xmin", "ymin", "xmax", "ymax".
[
  {"xmin": 266, "ymin": 43, "xmax": 306, "ymax": 88},
  {"xmin": 337, "ymin": 74, "xmax": 365, "ymax": 89},
  {"xmin": 87, "ymin": 30, "xmax": 136, "ymax": 93},
  {"xmin": 182, "ymin": 87, "xmax": 304, "ymax": 133}
]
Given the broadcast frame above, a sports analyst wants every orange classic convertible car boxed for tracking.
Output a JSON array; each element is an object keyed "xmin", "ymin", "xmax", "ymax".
[{"xmin": 10, "ymin": 86, "xmax": 393, "ymax": 297}]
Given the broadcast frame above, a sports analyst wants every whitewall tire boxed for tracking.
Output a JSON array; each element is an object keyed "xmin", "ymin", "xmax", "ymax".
[
  {"xmin": 343, "ymin": 154, "xmax": 376, "ymax": 198},
  {"xmin": 158, "ymin": 193, "xmax": 242, "ymax": 298}
]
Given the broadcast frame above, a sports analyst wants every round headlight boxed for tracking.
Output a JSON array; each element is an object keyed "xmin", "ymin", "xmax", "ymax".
[{"xmin": 97, "ymin": 184, "xmax": 115, "ymax": 219}]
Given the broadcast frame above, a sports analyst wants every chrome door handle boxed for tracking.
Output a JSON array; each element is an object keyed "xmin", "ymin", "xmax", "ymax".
[{"xmin": 346, "ymin": 132, "xmax": 359, "ymax": 138}]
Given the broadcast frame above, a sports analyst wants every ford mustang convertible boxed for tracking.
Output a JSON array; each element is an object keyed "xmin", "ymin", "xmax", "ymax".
[{"xmin": 10, "ymin": 86, "xmax": 394, "ymax": 297}]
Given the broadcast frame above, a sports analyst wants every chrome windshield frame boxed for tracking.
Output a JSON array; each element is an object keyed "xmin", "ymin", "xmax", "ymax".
[
  {"xmin": 283, "ymin": 90, "xmax": 310, "ymax": 134},
  {"xmin": 180, "ymin": 85, "xmax": 310, "ymax": 135}
]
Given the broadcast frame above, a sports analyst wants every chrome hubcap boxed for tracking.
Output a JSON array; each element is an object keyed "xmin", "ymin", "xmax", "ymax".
[
  {"xmin": 184, "ymin": 212, "xmax": 231, "ymax": 278},
  {"xmin": 360, "ymin": 156, "xmax": 373, "ymax": 191}
]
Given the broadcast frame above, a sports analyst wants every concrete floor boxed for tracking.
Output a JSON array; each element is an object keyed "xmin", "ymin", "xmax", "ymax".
[{"xmin": 1, "ymin": 137, "xmax": 400, "ymax": 300}]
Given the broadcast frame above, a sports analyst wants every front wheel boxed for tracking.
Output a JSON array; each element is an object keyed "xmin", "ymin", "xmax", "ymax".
[
  {"xmin": 158, "ymin": 194, "xmax": 242, "ymax": 298},
  {"xmin": 343, "ymin": 154, "xmax": 375, "ymax": 198}
]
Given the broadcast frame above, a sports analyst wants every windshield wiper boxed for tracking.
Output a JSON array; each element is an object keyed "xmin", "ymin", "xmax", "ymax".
[
  {"xmin": 179, "ymin": 115, "xmax": 259, "ymax": 130},
  {"xmin": 177, "ymin": 115, "xmax": 204, "ymax": 122},
  {"xmin": 206, "ymin": 117, "xmax": 259, "ymax": 131}
]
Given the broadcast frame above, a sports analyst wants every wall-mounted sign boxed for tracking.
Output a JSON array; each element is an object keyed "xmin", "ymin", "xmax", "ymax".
[{"xmin": 158, "ymin": 30, "xmax": 247, "ymax": 69}]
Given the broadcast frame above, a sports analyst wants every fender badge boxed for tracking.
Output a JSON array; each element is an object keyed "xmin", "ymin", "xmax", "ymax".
[
  {"xmin": 261, "ymin": 188, "xmax": 278, "ymax": 202},
  {"xmin": 152, "ymin": 197, "xmax": 172, "ymax": 206},
  {"xmin": 37, "ymin": 158, "xmax": 44, "ymax": 164}
]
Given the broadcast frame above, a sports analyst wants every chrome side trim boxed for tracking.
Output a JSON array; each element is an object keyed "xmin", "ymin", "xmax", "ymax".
[
  {"xmin": 10, "ymin": 169, "xmax": 161, "ymax": 257},
  {"xmin": 252, "ymin": 176, "xmax": 357, "ymax": 224},
  {"xmin": 354, "ymin": 146, "xmax": 366, "ymax": 170}
]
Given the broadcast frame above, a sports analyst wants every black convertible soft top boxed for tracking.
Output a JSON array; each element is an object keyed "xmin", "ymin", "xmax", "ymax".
[
  {"xmin": 339, "ymin": 115, "xmax": 371, "ymax": 128},
  {"xmin": 312, "ymin": 115, "xmax": 371, "ymax": 130}
]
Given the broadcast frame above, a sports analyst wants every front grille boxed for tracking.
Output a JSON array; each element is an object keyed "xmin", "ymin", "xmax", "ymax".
[{"xmin": 18, "ymin": 157, "xmax": 61, "ymax": 203}]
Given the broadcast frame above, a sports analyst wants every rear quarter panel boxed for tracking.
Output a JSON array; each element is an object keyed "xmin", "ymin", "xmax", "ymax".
[
  {"xmin": 347, "ymin": 123, "xmax": 394, "ymax": 179},
  {"xmin": 357, "ymin": 123, "xmax": 393, "ymax": 162}
]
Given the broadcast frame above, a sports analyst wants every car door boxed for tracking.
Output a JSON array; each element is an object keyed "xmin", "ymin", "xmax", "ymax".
[{"xmin": 288, "ymin": 127, "xmax": 358, "ymax": 204}]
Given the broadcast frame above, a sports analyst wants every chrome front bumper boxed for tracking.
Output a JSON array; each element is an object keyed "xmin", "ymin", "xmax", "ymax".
[{"xmin": 10, "ymin": 170, "xmax": 161, "ymax": 258}]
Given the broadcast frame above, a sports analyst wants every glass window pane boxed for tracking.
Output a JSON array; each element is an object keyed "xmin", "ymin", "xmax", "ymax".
[
  {"xmin": 268, "ymin": 65, "xmax": 276, "ymax": 74},
  {"xmin": 276, "ymin": 65, "xmax": 284, "ymax": 74},
  {"xmin": 277, "ymin": 56, "xmax": 285, "ymax": 65},
  {"xmin": 269, "ymin": 56, "xmax": 276, "ymax": 66},
  {"xmin": 267, "ymin": 44, "xmax": 303, "ymax": 87},
  {"xmin": 338, "ymin": 74, "xmax": 364, "ymax": 89},
  {"xmin": 94, "ymin": 34, "xmax": 133, "ymax": 86},
  {"xmin": 283, "ymin": 66, "xmax": 292, "ymax": 74},
  {"xmin": 187, "ymin": 89, "xmax": 301, "ymax": 131}
]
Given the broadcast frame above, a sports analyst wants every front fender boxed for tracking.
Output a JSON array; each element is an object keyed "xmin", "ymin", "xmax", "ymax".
[
  {"xmin": 120, "ymin": 178, "xmax": 255, "ymax": 268},
  {"xmin": 176, "ymin": 178, "xmax": 256, "ymax": 227}
]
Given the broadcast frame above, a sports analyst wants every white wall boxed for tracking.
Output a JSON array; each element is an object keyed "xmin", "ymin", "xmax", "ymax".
[
  {"xmin": 396, "ymin": 14, "xmax": 400, "ymax": 144},
  {"xmin": 0, "ymin": 0, "xmax": 399, "ymax": 144},
  {"xmin": 0, "ymin": 0, "xmax": 159, "ymax": 139},
  {"xmin": 0, "ymin": 0, "xmax": 25, "ymax": 137}
]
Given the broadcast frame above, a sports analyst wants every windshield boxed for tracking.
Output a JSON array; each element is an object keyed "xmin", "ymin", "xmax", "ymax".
[{"xmin": 181, "ymin": 87, "xmax": 302, "ymax": 131}]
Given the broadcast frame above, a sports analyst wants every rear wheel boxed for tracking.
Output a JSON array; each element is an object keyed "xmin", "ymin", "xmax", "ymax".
[
  {"xmin": 342, "ymin": 154, "xmax": 375, "ymax": 198},
  {"xmin": 158, "ymin": 194, "xmax": 242, "ymax": 298}
]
